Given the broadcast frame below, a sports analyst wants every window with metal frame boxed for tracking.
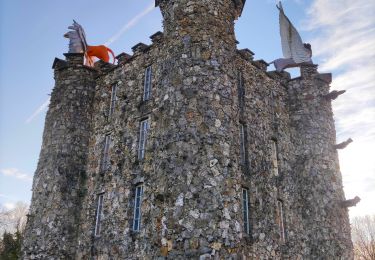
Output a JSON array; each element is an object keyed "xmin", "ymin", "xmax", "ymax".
[
  {"xmin": 94, "ymin": 193, "xmax": 104, "ymax": 236},
  {"xmin": 133, "ymin": 184, "xmax": 144, "ymax": 231},
  {"xmin": 138, "ymin": 119, "xmax": 149, "ymax": 160},
  {"xmin": 109, "ymin": 84, "xmax": 117, "ymax": 116},
  {"xmin": 277, "ymin": 199, "xmax": 286, "ymax": 242},
  {"xmin": 239, "ymin": 123, "xmax": 247, "ymax": 166},
  {"xmin": 237, "ymin": 71, "xmax": 245, "ymax": 112},
  {"xmin": 101, "ymin": 135, "xmax": 111, "ymax": 171},
  {"xmin": 143, "ymin": 66, "xmax": 152, "ymax": 101},
  {"xmin": 242, "ymin": 188, "xmax": 250, "ymax": 234},
  {"xmin": 271, "ymin": 140, "xmax": 279, "ymax": 176}
]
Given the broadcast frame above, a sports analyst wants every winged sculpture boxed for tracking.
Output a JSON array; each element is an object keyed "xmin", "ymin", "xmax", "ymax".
[
  {"xmin": 269, "ymin": 2, "xmax": 313, "ymax": 72},
  {"xmin": 64, "ymin": 20, "xmax": 115, "ymax": 67}
]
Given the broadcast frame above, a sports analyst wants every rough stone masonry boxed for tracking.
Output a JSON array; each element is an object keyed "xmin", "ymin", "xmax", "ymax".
[{"xmin": 23, "ymin": 0, "xmax": 354, "ymax": 259}]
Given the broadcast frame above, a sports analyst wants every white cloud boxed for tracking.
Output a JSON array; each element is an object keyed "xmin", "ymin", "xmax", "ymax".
[
  {"xmin": 0, "ymin": 168, "xmax": 32, "ymax": 182},
  {"xmin": 25, "ymin": 97, "xmax": 50, "ymax": 124},
  {"xmin": 3, "ymin": 202, "xmax": 16, "ymax": 210},
  {"xmin": 305, "ymin": 0, "xmax": 375, "ymax": 218},
  {"xmin": 105, "ymin": 2, "xmax": 155, "ymax": 46}
]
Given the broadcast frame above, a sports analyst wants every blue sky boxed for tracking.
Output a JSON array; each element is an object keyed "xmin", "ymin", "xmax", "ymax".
[{"xmin": 0, "ymin": 0, "xmax": 374, "ymax": 218}]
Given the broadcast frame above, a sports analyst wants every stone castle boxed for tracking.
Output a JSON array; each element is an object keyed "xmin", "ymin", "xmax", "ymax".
[{"xmin": 23, "ymin": 0, "xmax": 354, "ymax": 259}]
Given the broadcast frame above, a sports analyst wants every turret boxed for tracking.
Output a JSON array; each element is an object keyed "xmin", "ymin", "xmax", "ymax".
[
  {"xmin": 156, "ymin": 0, "xmax": 245, "ymax": 52},
  {"xmin": 288, "ymin": 64, "xmax": 353, "ymax": 259},
  {"xmin": 23, "ymin": 54, "xmax": 97, "ymax": 258}
]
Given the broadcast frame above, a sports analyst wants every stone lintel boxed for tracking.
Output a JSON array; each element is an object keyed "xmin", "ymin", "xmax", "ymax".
[
  {"xmin": 253, "ymin": 59, "xmax": 268, "ymax": 72},
  {"xmin": 131, "ymin": 43, "xmax": 149, "ymax": 54},
  {"xmin": 63, "ymin": 53, "xmax": 84, "ymax": 65},
  {"xmin": 150, "ymin": 31, "xmax": 163, "ymax": 43}
]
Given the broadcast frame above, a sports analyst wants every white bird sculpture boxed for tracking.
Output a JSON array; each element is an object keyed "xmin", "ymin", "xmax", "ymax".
[{"xmin": 269, "ymin": 2, "xmax": 313, "ymax": 72}]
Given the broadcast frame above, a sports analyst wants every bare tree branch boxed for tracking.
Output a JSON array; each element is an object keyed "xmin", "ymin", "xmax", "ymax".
[{"xmin": 352, "ymin": 215, "xmax": 375, "ymax": 260}]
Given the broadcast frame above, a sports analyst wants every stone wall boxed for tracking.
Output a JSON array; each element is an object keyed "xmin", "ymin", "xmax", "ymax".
[{"xmin": 23, "ymin": 0, "xmax": 353, "ymax": 259}]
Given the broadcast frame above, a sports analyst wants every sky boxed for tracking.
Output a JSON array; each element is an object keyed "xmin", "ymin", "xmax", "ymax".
[{"xmin": 0, "ymin": 0, "xmax": 374, "ymax": 220}]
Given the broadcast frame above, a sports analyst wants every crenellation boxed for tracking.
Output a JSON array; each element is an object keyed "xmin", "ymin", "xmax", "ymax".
[
  {"xmin": 23, "ymin": 1, "xmax": 354, "ymax": 259},
  {"xmin": 252, "ymin": 59, "xmax": 268, "ymax": 71},
  {"xmin": 131, "ymin": 42, "xmax": 150, "ymax": 54}
]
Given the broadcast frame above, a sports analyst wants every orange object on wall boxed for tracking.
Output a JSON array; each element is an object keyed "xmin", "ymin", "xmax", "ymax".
[{"xmin": 85, "ymin": 45, "xmax": 115, "ymax": 66}]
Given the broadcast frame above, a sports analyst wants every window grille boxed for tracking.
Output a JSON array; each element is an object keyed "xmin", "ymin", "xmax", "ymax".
[
  {"xmin": 109, "ymin": 84, "xmax": 117, "ymax": 116},
  {"xmin": 94, "ymin": 194, "xmax": 104, "ymax": 236},
  {"xmin": 242, "ymin": 188, "xmax": 250, "ymax": 234},
  {"xmin": 240, "ymin": 123, "xmax": 247, "ymax": 166},
  {"xmin": 143, "ymin": 66, "xmax": 152, "ymax": 101},
  {"xmin": 133, "ymin": 184, "xmax": 144, "ymax": 231},
  {"xmin": 277, "ymin": 200, "xmax": 286, "ymax": 242},
  {"xmin": 237, "ymin": 71, "xmax": 245, "ymax": 113},
  {"xmin": 138, "ymin": 119, "xmax": 149, "ymax": 160},
  {"xmin": 271, "ymin": 140, "xmax": 279, "ymax": 176},
  {"xmin": 101, "ymin": 135, "xmax": 111, "ymax": 171}
]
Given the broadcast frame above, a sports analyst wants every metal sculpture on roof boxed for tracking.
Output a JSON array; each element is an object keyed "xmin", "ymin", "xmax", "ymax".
[
  {"xmin": 64, "ymin": 20, "xmax": 115, "ymax": 66},
  {"xmin": 268, "ymin": 2, "xmax": 313, "ymax": 72}
]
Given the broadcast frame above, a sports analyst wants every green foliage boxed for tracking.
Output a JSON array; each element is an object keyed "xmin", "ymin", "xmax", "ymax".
[{"xmin": 0, "ymin": 230, "xmax": 22, "ymax": 260}]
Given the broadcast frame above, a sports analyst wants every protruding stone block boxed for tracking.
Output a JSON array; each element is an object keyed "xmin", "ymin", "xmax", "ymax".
[
  {"xmin": 150, "ymin": 31, "xmax": 163, "ymax": 43},
  {"xmin": 131, "ymin": 43, "xmax": 149, "ymax": 54},
  {"xmin": 63, "ymin": 53, "xmax": 84, "ymax": 65},
  {"xmin": 238, "ymin": 48, "xmax": 254, "ymax": 61}
]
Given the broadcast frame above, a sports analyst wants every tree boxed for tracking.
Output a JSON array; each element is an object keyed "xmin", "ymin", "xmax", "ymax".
[
  {"xmin": 0, "ymin": 202, "xmax": 28, "ymax": 235},
  {"xmin": 0, "ymin": 202, "xmax": 28, "ymax": 259},
  {"xmin": 352, "ymin": 215, "xmax": 375, "ymax": 260},
  {"xmin": 0, "ymin": 231, "xmax": 22, "ymax": 260}
]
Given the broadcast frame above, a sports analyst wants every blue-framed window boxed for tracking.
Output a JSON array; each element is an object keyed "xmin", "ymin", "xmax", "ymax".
[
  {"xmin": 94, "ymin": 193, "xmax": 104, "ymax": 236},
  {"xmin": 143, "ymin": 66, "xmax": 152, "ymax": 101},
  {"xmin": 133, "ymin": 184, "xmax": 144, "ymax": 231},
  {"xmin": 109, "ymin": 84, "xmax": 117, "ymax": 116},
  {"xmin": 101, "ymin": 135, "xmax": 111, "ymax": 171},
  {"xmin": 242, "ymin": 188, "xmax": 250, "ymax": 234},
  {"xmin": 138, "ymin": 119, "xmax": 149, "ymax": 160}
]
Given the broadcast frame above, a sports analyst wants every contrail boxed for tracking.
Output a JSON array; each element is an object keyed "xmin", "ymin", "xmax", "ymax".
[
  {"xmin": 25, "ymin": 97, "xmax": 50, "ymax": 124},
  {"xmin": 26, "ymin": 3, "xmax": 155, "ymax": 124},
  {"xmin": 105, "ymin": 2, "xmax": 155, "ymax": 46}
]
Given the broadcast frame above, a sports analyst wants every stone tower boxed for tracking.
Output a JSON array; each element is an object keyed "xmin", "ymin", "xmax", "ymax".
[
  {"xmin": 23, "ymin": 54, "xmax": 97, "ymax": 258},
  {"xmin": 23, "ymin": 0, "xmax": 354, "ymax": 259}
]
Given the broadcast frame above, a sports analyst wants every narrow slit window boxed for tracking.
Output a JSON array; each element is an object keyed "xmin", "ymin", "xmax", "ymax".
[
  {"xmin": 101, "ymin": 135, "xmax": 111, "ymax": 171},
  {"xmin": 271, "ymin": 140, "xmax": 279, "ymax": 176},
  {"xmin": 94, "ymin": 194, "xmax": 104, "ymax": 236},
  {"xmin": 237, "ymin": 71, "xmax": 245, "ymax": 111},
  {"xmin": 138, "ymin": 119, "xmax": 149, "ymax": 160},
  {"xmin": 239, "ymin": 123, "xmax": 247, "ymax": 166},
  {"xmin": 133, "ymin": 184, "xmax": 144, "ymax": 231},
  {"xmin": 277, "ymin": 200, "xmax": 286, "ymax": 242},
  {"xmin": 242, "ymin": 188, "xmax": 250, "ymax": 234},
  {"xmin": 143, "ymin": 66, "xmax": 152, "ymax": 101},
  {"xmin": 109, "ymin": 84, "xmax": 117, "ymax": 116}
]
